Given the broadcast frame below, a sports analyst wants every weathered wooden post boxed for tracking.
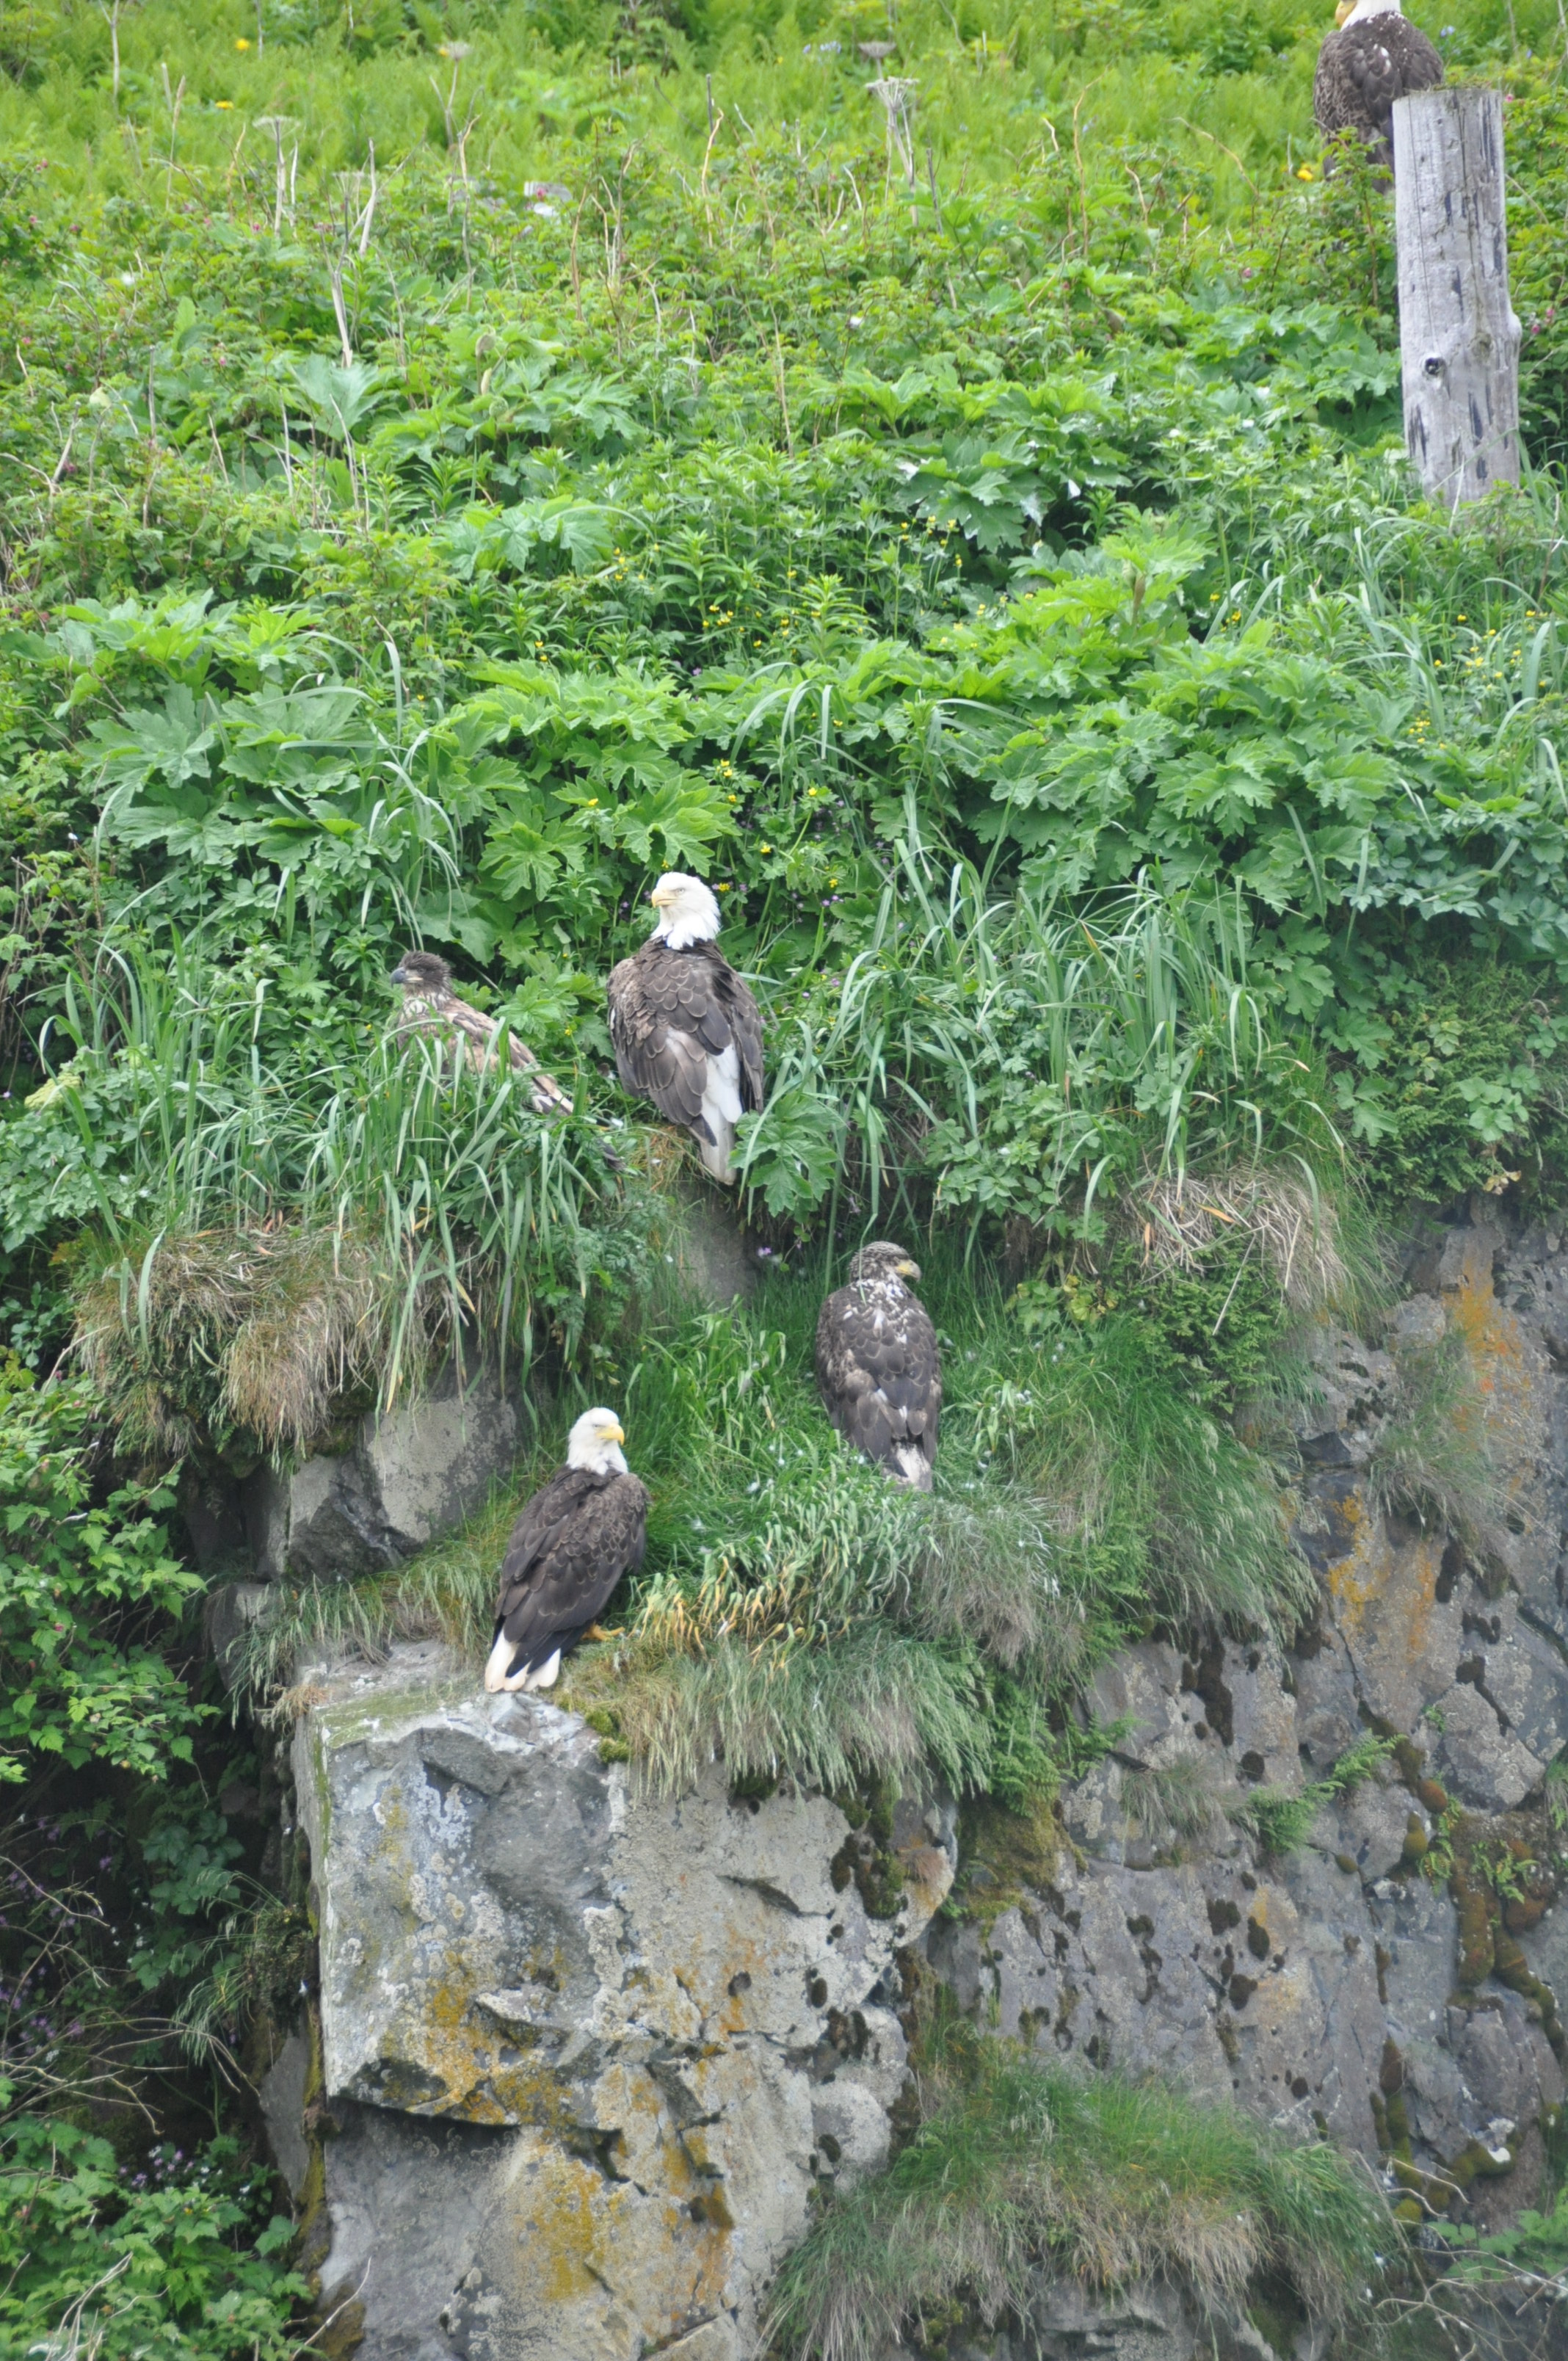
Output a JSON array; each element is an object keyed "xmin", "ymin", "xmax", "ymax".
[{"xmin": 1392, "ymin": 84, "xmax": 1521, "ymax": 509}]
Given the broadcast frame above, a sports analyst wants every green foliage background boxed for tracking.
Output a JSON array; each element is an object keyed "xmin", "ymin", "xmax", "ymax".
[{"xmin": 1, "ymin": 0, "xmax": 1567, "ymax": 2343}]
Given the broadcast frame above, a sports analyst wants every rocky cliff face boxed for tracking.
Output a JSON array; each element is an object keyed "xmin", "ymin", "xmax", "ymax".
[
  {"xmin": 266, "ymin": 1208, "xmax": 1568, "ymax": 2360},
  {"xmin": 928, "ymin": 1214, "xmax": 1568, "ymax": 2244},
  {"xmin": 272, "ymin": 1642, "xmax": 951, "ymax": 2361}
]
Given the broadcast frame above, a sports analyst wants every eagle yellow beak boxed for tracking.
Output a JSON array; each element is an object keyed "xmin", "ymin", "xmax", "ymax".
[
  {"xmin": 896, "ymin": 1259, "xmax": 920, "ymax": 1278},
  {"xmin": 649, "ymin": 886, "xmax": 671, "ymax": 907},
  {"xmin": 606, "ymin": 1422, "xmax": 625, "ymax": 1445},
  {"xmin": 1334, "ymin": 0, "xmax": 1354, "ymax": 23}
]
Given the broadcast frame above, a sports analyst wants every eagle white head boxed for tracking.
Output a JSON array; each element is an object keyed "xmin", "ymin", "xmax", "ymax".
[
  {"xmin": 1335, "ymin": 0, "xmax": 1401, "ymax": 23},
  {"xmin": 567, "ymin": 1406, "xmax": 628, "ymax": 1476},
  {"xmin": 648, "ymin": 872, "xmax": 722, "ymax": 951}
]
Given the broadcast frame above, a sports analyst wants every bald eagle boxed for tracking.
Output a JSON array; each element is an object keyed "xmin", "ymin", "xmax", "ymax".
[
  {"xmin": 1313, "ymin": 0, "xmax": 1442, "ymax": 172},
  {"xmin": 390, "ymin": 951, "xmax": 572, "ymax": 1118},
  {"xmin": 606, "ymin": 874, "xmax": 765, "ymax": 1185},
  {"xmin": 484, "ymin": 1408, "xmax": 649, "ymax": 1694},
  {"xmin": 816, "ymin": 1243, "xmax": 942, "ymax": 1492}
]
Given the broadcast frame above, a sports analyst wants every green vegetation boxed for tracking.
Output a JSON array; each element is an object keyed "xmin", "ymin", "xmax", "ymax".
[
  {"xmin": 1, "ymin": 0, "xmax": 1566, "ymax": 2340},
  {"xmin": 0, "ymin": 2120, "xmax": 305, "ymax": 2361},
  {"xmin": 766, "ymin": 2024, "xmax": 1390, "ymax": 2357},
  {"xmin": 1239, "ymin": 1729, "xmax": 1395, "ymax": 1857},
  {"xmin": 0, "ymin": 1364, "xmax": 202, "ymax": 1785},
  {"xmin": 236, "ymin": 1255, "xmax": 1315, "ymax": 1792}
]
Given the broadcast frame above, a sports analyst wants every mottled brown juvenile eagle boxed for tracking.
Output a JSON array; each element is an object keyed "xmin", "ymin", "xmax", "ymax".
[
  {"xmin": 391, "ymin": 950, "xmax": 572, "ymax": 1118},
  {"xmin": 1313, "ymin": 0, "xmax": 1442, "ymax": 173},
  {"xmin": 816, "ymin": 1242, "xmax": 941, "ymax": 1492},
  {"xmin": 484, "ymin": 1408, "xmax": 649, "ymax": 1694},
  {"xmin": 606, "ymin": 874, "xmax": 765, "ymax": 1184}
]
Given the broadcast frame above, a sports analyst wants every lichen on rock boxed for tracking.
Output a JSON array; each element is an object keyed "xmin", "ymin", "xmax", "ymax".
[{"xmin": 286, "ymin": 1641, "xmax": 942, "ymax": 2359}]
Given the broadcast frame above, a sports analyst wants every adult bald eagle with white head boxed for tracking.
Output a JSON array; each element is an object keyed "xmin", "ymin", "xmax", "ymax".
[
  {"xmin": 816, "ymin": 1242, "xmax": 942, "ymax": 1493},
  {"xmin": 606, "ymin": 873, "xmax": 764, "ymax": 1184},
  {"xmin": 484, "ymin": 1408, "xmax": 648, "ymax": 1694},
  {"xmin": 1313, "ymin": 0, "xmax": 1442, "ymax": 172}
]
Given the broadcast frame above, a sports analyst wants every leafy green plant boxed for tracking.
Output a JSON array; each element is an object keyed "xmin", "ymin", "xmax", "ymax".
[
  {"xmin": 0, "ymin": 2118, "xmax": 305, "ymax": 2361},
  {"xmin": 0, "ymin": 1366, "xmax": 203, "ymax": 1785},
  {"xmin": 1235, "ymin": 1732, "xmax": 1396, "ymax": 1858},
  {"xmin": 1324, "ymin": 942, "xmax": 1568, "ymax": 1211},
  {"xmin": 743, "ymin": 864, "xmax": 1337, "ymax": 1241}
]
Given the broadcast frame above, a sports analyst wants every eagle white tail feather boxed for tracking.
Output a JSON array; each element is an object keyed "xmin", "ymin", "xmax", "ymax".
[
  {"xmin": 890, "ymin": 1442, "xmax": 933, "ymax": 1492},
  {"xmin": 486, "ymin": 1631, "xmax": 565, "ymax": 1692},
  {"xmin": 699, "ymin": 1042, "xmax": 743, "ymax": 1184}
]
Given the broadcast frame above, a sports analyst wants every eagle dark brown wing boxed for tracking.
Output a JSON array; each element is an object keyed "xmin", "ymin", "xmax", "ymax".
[
  {"xmin": 606, "ymin": 940, "xmax": 764, "ymax": 1169},
  {"xmin": 440, "ymin": 993, "xmax": 575, "ymax": 1117},
  {"xmin": 396, "ymin": 990, "xmax": 573, "ymax": 1117},
  {"xmin": 816, "ymin": 1282, "xmax": 941, "ymax": 1491},
  {"xmin": 1315, "ymin": 17, "xmax": 1442, "ymax": 164},
  {"xmin": 492, "ymin": 1466, "xmax": 649, "ymax": 1684}
]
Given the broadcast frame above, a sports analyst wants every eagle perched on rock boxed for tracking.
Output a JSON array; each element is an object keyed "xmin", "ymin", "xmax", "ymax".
[
  {"xmin": 816, "ymin": 1243, "xmax": 941, "ymax": 1492},
  {"xmin": 606, "ymin": 874, "xmax": 764, "ymax": 1184},
  {"xmin": 484, "ymin": 1408, "xmax": 648, "ymax": 1694},
  {"xmin": 391, "ymin": 950, "xmax": 572, "ymax": 1118},
  {"xmin": 1313, "ymin": 0, "xmax": 1442, "ymax": 172}
]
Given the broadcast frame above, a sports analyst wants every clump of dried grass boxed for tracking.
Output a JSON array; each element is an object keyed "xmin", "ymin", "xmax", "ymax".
[
  {"xmin": 1121, "ymin": 1164, "xmax": 1345, "ymax": 1310},
  {"xmin": 71, "ymin": 1222, "xmax": 400, "ymax": 1461}
]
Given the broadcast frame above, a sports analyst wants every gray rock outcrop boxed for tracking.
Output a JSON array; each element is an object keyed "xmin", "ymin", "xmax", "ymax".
[
  {"xmin": 262, "ymin": 1208, "xmax": 1568, "ymax": 2358},
  {"xmin": 247, "ymin": 1367, "xmax": 519, "ymax": 1582},
  {"xmin": 929, "ymin": 1208, "xmax": 1568, "ymax": 2239},
  {"xmin": 283, "ymin": 1642, "xmax": 950, "ymax": 2361}
]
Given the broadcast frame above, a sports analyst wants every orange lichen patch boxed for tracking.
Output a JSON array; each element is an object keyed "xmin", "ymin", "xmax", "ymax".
[
  {"xmin": 1326, "ymin": 1509, "xmax": 1443, "ymax": 1664},
  {"xmin": 1445, "ymin": 1254, "xmax": 1548, "ymax": 1516},
  {"xmin": 1316, "ymin": 1485, "xmax": 1368, "ymax": 1581},
  {"xmin": 716, "ymin": 1932, "xmax": 769, "ymax": 2035},
  {"xmin": 898, "ymin": 1842, "xmax": 956, "ymax": 1934},
  {"xmin": 512, "ymin": 2150, "xmax": 607, "ymax": 2306}
]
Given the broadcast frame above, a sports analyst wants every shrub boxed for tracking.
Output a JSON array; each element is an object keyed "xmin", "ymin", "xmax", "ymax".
[
  {"xmin": 0, "ymin": 2119, "xmax": 305, "ymax": 2361},
  {"xmin": 1324, "ymin": 942, "xmax": 1568, "ymax": 1211},
  {"xmin": 0, "ymin": 1367, "xmax": 203, "ymax": 1787}
]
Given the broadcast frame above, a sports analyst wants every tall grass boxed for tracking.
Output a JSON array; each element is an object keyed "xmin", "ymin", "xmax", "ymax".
[
  {"xmin": 59, "ymin": 946, "xmax": 641, "ymax": 1457},
  {"xmin": 766, "ymin": 2032, "xmax": 1390, "ymax": 2360},
  {"xmin": 0, "ymin": 0, "xmax": 1555, "ymax": 217},
  {"xmin": 236, "ymin": 1248, "xmax": 1315, "ymax": 1796},
  {"xmin": 740, "ymin": 863, "xmax": 1340, "ymax": 1244}
]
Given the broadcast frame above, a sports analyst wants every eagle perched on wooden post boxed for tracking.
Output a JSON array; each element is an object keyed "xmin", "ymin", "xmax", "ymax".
[
  {"xmin": 816, "ymin": 1243, "xmax": 942, "ymax": 1491},
  {"xmin": 390, "ymin": 950, "xmax": 572, "ymax": 1118},
  {"xmin": 1313, "ymin": 0, "xmax": 1442, "ymax": 172},
  {"xmin": 484, "ymin": 1407, "xmax": 648, "ymax": 1694},
  {"xmin": 606, "ymin": 874, "xmax": 764, "ymax": 1184}
]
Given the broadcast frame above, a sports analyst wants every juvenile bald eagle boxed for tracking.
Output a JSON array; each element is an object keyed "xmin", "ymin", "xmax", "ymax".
[
  {"xmin": 606, "ymin": 874, "xmax": 764, "ymax": 1184},
  {"xmin": 1313, "ymin": 0, "xmax": 1442, "ymax": 172},
  {"xmin": 391, "ymin": 951, "xmax": 572, "ymax": 1118},
  {"xmin": 484, "ymin": 1408, "xmax": 648, "ymax": 1694},
  {"xmin": 816, "ymin": 1243, "xmax": 941, "ymax": 1492}
]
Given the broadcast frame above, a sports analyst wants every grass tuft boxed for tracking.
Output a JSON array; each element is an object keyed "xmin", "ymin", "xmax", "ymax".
[
  {"xmin": 765, "ymin": 2033, "xmax": 1390, "ymax": 2359},
  {"xmin": 237, "ymin": 1255, "xmax": 1316, "ymax": 1806},
  {"xmin": 57, "ymin": 948, "xmax": 645, "ymax": 1461},
  {"xmin": 1368, "ymin": 1336, "xmax": 1499, "ymax": 1544}
]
